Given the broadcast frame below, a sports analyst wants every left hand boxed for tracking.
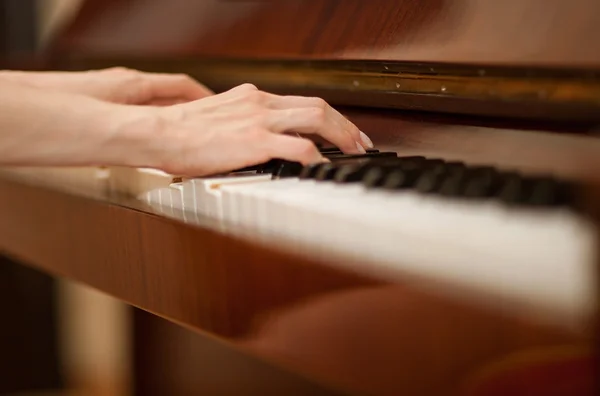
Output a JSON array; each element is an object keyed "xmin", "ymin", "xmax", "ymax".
[{"xmin": 0, "ymin": 67, "xmax": 214, "ymax": 105}]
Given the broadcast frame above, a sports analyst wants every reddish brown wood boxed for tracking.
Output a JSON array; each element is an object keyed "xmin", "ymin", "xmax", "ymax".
[
  {"xmin": 0, "ymin": 169, "xmax": 597, "ymax": 395},
  {"xmin": 54, "ymin": 0, "xmax": 600, "ymax": 67},
  {"xmin": 131, "ymin": 309, "xmax": 344, "ymax": 396}
]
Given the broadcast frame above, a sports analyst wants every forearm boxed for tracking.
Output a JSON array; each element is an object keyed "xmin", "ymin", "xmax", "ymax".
[
  {"xmin": 0, "ymin": 80, "xmax": 155, "ymax": 167},
  {"xmin": 0, "ymin": 69, "xmax": 78, "ymax": 86}
]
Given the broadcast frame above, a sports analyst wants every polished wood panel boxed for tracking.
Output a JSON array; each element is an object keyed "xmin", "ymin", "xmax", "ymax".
[
  {"xmin": 0, "ymin": 171, "xmax": 597, "ymax": 395},
  {"xmin": 54, "ymin": 0, "xmax": 600, "ymax": 67},
  {"xmin": 56, "ymin": 57, "xmax": 600, "ymax": 122}
]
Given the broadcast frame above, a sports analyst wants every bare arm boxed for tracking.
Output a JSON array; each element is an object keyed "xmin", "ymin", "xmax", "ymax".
[
  {"xmin": 0, "ymin": 79, "xmax": 151, "ymax": 168},
  {"xmin": 0, "ymin": 76, "xmax": 372, "ymax": 176},
  {"xmin": 0, "ymin": 68, "xmax": 214, "ymax": 105}
]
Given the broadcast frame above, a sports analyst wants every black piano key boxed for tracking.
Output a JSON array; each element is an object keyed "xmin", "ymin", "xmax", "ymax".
[
  {"xmin": 555, "ymin": 180, "xmax": 578, "ymax": 208},
  {"xmin": 272, "ymin": 161, "xmax": 304, "ymax": 178},
  {"xmin": 332, "ymin": 157, "xmax": 401, "ymax": 183},
  {"xmin": 462, "ymin": 166, "xmax": 503, "ymax": 198},
  {"xmin": 315, "ymin": 163, "xmax": 339, "ymax": 180},
  {"xmin": 414, "ymin": 169, "xmax": 447, "ymax": 193},
  {"xmin": 299, "ymin": 163, "xmax": 325, "ymax": 179},
  {"xmin": 333, "ymin": 164, "xmax": 365, "ymax": 183},
  {"xmin": 362, "ymin": 157, "xmax": 429, "ymax": 188},
  {"xmin": 325, "ymin": 152, "xmax": 397, "ymax": 161},
  {"xmin": 362, "ymin": 167, "xmax": 388, "ymax": 187},
  {"xmin": 521, "ymin": 176, "xmax": 578, "ymax": 208},
  {"xmin": 320, "ymin": 147, "xmax": 380, "ymax": 155},
  {"xmin": 258, "ymin": 159, "xmax": 283, "ymax": 174},
  {"xmin": 526, "ymin": 177, "xmax": 562, "ymax": 206},
  {"xmin": 380, "ymin": 166, "xmax": 423, "ymax": 189},
  {"xmin": 309, "ymin": 154, "xmax": 398, "ymax": 182},
  {"xmin": 438, "ymin": 173, "xmax": 467, "ymax": 196},
  {"xmin": 397, "ymin": 155, "xmax": 427, "ymax": 164},
  {"xmin": 414, "ymin": 161, "xmax": 466, "ymax": 193},
  {"xmin": 497, "ymin": 173, "xmax": 535, "ymax": 205},
  {"xmin": 300, "ymin": 154, "xmax": 396, "ymax": 181}
]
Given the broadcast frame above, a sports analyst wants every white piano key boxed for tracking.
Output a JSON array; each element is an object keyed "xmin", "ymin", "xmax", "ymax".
[
  {"xmin": 108, "ymin": 167, "xmax": 175, "ymax": 198},
  {"xmin": 186, "ymin": 174, "xmax": 272, "ymax": 219},
  {"xmin": 91, "ymin": 159, "xmax": 595, "ymax": 327}
]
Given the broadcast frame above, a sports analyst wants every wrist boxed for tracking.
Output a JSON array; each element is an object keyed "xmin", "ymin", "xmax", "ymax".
[
  {"xmin": 104, "ymin": 105, "xmax": 167, "ymax": 169},
  {"xmin": 0, "ymin": 70, "xmax": 42, "ymax": 88}
]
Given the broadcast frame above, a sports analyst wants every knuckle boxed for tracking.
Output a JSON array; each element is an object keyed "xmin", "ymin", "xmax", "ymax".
[
  {"xmin": 105, "ymin": 66, "xmax": 135, "ymax": 75},
  {"xmin": 295, "ymin": 139, "xmax": 318, "ymax": 158},
  {"xmin": 238, "ymin": 83, "xmax": 258, "ymax": 91},
  {"xmin": 242, "ymin": 89, "xmax": 264, "ymax": 104},
  {"xmin": 245, "ymin": 127, "xmax": 267, "ymax": 141},
  {"xmin": 172, "ymin": 73, "xmax": 195, "ymax": 83},
  {"xmin": 162, "ymin": 105, "xmax": 188, "ymax": 124},
  {"xmin": 305, "ymin": 106, "xmax": 327, "ymax": 124},
  {"xmin": 309, "ymin": 97, "xmax": 328, "ymax": 109}
]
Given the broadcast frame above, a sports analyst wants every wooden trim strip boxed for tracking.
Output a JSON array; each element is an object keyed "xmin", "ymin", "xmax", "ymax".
[{"xmin": 57, "ymin": 56, "xmax": 600, "ymax": 121}]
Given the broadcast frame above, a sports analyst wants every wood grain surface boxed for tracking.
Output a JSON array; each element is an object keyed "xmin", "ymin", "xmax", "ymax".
[
  {"xmin": 54, "ymin": 0, "xmax": 600, "ymax": 67},
  {"xmin": 0, "ymin": 169, "xmax": 597, "ymax": 395}
]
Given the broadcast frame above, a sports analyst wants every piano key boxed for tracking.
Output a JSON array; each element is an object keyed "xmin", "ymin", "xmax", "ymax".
[
  {"xmin": 299, "ymin": 163, "xmax": 325, "ymax": 179},
  {"xmin": 414, "ymin": 161, "xmax": 467, "ymax": 194},
  {"xmin": 108, "ymin": 167, "xmax": 176, "ymax": 198},
  {"xmin": 187, "ymin": 173, "xmax": 273, "ymax": 219},
  {"xmin": 462, "ymin": 166, "xmax": 503, "ymax": 198},
  {"xmin": 67, "ymin": 149, "xmax": 592, "ymax": 323},
  {"xmin": 222, "ymin": 175, "xmax": 593, "ymax": 319},
  {"xmin": 332, "ymin": 157, "xmax": 408, "ymax": 183},
  {"xmin": 380, "ymin": 166, "xmax": 423, "ymax": 189},
  {"xmin": 319, "ymin": 147, "xmax": 381, "ymax": 155},
  {"xmin": 497, "ymin": 172, "xmax": 533, "ymax": 205}
]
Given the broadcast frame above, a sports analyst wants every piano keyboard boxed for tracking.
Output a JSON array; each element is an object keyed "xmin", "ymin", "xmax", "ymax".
[{"xmin": 0, "ymin": 148, "xmax": 595, "ymax": 327}]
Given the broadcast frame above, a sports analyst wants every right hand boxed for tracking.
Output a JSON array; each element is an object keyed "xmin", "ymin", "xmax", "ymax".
[{"xmin": 131, "ymin": 83, "xmax": 374, "ymax": 176}]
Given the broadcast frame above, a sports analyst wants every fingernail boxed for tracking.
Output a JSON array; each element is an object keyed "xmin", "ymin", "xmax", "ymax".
[
  {"xmin": 355, "ymin": 141, "xmax": 366, "ymax": 153},
  {"xmin": 359, "ymin": 131, "xmax": 374, "ymax": 148}
]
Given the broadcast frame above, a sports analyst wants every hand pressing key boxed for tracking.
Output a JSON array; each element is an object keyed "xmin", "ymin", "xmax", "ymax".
[
  {"xmin": 0, "ymin": 74, "xmax": 373, "ymax": 176},
  {"xmin": 142, "ymin": 83, "xmax": 373, "ymax": 175}
]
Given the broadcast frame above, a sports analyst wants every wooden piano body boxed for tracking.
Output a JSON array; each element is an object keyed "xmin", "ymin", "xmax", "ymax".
[{"xmin": 0, "ymin": 1, "xmax": 599, "ymax": 395}]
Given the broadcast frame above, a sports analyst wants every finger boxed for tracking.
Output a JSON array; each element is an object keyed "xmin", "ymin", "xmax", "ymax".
[
  {"xmin": 146, "ymin": 73, "xmax": 214, "ymax": 103},
  {"xmin": 263, "ymin": 94, "xmax": 373, "ymax": 149},
  {"xmin": 145, "ymin": 97, "xmax": 189, "ymax": 106},
  {"xmin": 262, "ymin": 134, "xmax": 328, "ymax": 165},
  {"xmin": 265, "ymin": 108, "xmax": 365, "ymax": 154}
]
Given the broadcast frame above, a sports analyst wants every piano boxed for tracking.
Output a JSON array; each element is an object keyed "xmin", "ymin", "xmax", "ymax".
[{"xmin": 0, "ymin": 1, "xmax": 599, "ymax": 395}]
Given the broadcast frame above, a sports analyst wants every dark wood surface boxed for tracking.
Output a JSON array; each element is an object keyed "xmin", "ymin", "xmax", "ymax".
[
  {"xmin": 0, "ymin": 255, "xmax": 64, "ymax": 394},
  {"xmin": 131, "ymin": 308, "xmax": 346, "ymax": 396},
  {"xmin": 54, "ymin": 0, "xmax": 600, "ymax": 67}
]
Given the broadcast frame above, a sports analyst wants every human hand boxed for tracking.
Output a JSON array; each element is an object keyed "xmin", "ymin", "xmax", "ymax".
[
  {"xmin": 126, "ymin": 83, "xmax": 373, "ymax": 176},
  {"xmin": 0, "ymin": 67, "xmax": 213, "ymax": 105}
]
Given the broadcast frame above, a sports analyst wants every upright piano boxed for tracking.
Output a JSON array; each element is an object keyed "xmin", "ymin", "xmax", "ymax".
[{"xmin": 0, "ymin": 1, "xmax": 599, "ymax": 395}]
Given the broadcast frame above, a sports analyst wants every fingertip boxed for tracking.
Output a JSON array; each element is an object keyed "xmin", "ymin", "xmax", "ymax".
[
  {"xmin": 355, "ymin": 141, "xmax": 367, "ymax": 154},
  {"xmin": 359, "ymin": 131, "xmax": 374, "ymax": 148}
]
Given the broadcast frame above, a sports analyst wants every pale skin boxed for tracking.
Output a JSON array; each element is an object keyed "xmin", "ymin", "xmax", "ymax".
[{"xmin": 0, "ymin": 67, "xmax": 373, "ymax": 176}]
